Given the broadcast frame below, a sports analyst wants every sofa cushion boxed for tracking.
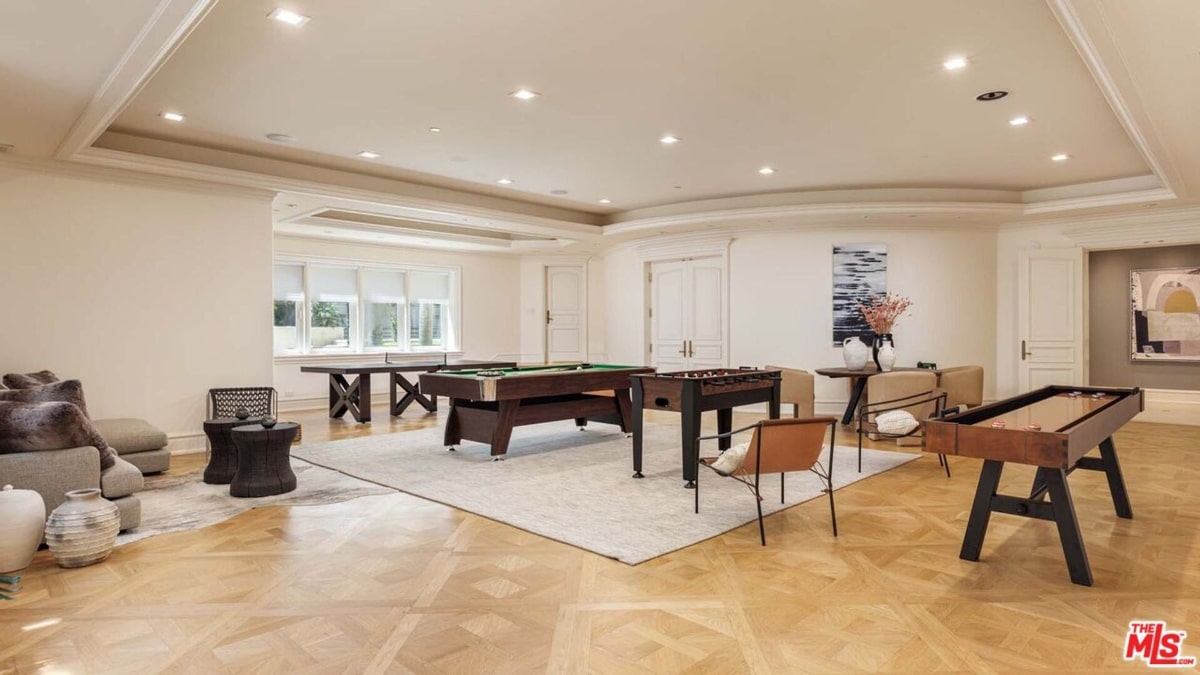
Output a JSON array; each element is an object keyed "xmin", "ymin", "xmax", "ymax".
[
  {"xmin": 120, "ymin": 448, "xmax": 171, "ymax": 475},
  {"xmin": 93, "ymin": 418, "xmax": 168, "ymax": 454},
  {"xmin": 100, "ymin": 457, "xmax": 144, "ymax": 499},
  {"xmin": 2, "ymin": 371, "xmax": 60, "ymax": 389},
  {"xmin": 0, "ymin": 401, "xmax": 117, "ymax": 470},
  {"xmin": 0, "ymin": 380, "xmax": 90, "ymax": 418}
]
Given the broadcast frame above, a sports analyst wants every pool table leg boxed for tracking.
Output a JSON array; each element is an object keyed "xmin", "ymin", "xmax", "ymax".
[
  {"xmin": 631, "ymin": 379, "xmax": 645, "ymax": 478},
  {"xmin": 613, "ymin": 387, "xmax": 634, "ymax": 433},
  {"xmin": 490, "ymin": 400, "xmax": 520, "ymax": 457},
  {"xmin": 443, "ymin": 400, "xmax": 462, "ymax": 447}
]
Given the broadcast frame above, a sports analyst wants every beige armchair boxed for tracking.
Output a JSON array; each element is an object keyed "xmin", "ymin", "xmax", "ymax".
[
  {"xmin": 938, "ymin": 365, "xmax": 984, "ymax": 411},
  {"xmin": 765, "ymin": 365, "xmax": 814, "ymax": 419},
  {"xmin": 859, "ymin": 370, "xmax": 950, "ymax": 476}
]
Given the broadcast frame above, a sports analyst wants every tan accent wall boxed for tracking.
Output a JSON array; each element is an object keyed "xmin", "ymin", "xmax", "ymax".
[{"xmin": 1088, "ymin": 244, "xmax": 1200, "ymax": 390}]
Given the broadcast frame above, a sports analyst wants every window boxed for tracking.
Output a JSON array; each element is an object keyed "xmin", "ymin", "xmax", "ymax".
[{"xmin": 272, "ymin": 260, "xmax": 459, "ymax": 355}]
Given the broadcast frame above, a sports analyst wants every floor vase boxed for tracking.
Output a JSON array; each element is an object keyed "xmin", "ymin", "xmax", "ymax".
[
  {"xmin": 0, "ymin": 485, "xmax": 45, "ymax": 572},
  {"xmin": 44, "ymin": 489, "xmax": 120, "ymax": 568}
]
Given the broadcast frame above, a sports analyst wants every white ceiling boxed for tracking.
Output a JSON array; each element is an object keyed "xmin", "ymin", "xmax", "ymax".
[{"xmin": 4, "ymin": 0, "xmax": 1198, "ymax": 245}]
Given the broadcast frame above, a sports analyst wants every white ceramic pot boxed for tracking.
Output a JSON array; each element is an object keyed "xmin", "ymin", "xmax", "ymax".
[
  {"xmin": 878, "ymin": 342, "xmax": 897, "ymax": 372},
  {"xmin": 44, "ymin": 489, "xmax": 120, "ymax": 568},
  {"xmin": 842, "ymin": 337, "xmax": 870, "ymax": 370},
  {"xmin": 0, "ymin": 485, "xmax": 46, "ymax": 573}
]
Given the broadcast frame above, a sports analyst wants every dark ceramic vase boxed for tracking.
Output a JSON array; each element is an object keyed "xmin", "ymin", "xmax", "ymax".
[{"xmin": 872, "ymin": 333, "xmax": 894, "ymax": 370}]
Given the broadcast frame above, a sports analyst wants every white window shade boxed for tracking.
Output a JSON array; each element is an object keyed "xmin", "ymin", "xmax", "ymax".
[
  {"xmin": 410, "ymin": 271, "xmax": 451, "ymax": 301},
  {"xmin": 310, "ymin": 266, "xmax": 357, "ymax": 302},
  {"xmin": 365, "ymin": 269, "xmax": 406, "ymax": 304},
  {"xmin": 273, "ymin": 264, "xmax": 303, "ymax": 301}
]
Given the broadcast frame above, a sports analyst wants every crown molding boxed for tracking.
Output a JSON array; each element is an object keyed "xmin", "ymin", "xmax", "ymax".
[
  {"xmin": 55, "ymin": 0, "xmax": 218, "ymax": 159},
  {"xmin": 1048, "ymin": 0, "xmax": 1184, "ymax": 198},
  {"xmin": 73, "ymin": 146, "xmax": 602, "ymax": 242},
  {"xmin": 0, "ymin": 152, "xmax": 273, "ymax": 201},
  {"xmin": 1058, "ymin": 206, "xmax": 1200, "ymax": 249}
]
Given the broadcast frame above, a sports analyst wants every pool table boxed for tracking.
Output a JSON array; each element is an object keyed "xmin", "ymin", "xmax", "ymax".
[{"xmin": 419, "ymin": 363, "xmax": 655, "ymax": 458}]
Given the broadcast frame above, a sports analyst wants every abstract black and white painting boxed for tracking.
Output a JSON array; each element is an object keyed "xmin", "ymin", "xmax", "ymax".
[{"xmin": 832, "ymin": 243, "xmax": 887, "ymax": 346}]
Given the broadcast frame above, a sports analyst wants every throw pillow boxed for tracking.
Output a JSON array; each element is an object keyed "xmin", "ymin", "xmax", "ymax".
[
  {"xmin": 2, "ymin": 370, "xmax": 60, "ymax": 389},
  {"xmin": 710, "ymin": 442, "xmax": 750, "ymax": 476},
  {"xmin": 875, "ymin": 409, "xmax": 919, "ymax": 436},
  {"xmin": 0, "ymin": 380, "xmax": 90, "ymax": 418},
  {"xmin": 0, "ymin": 401, "xmax": 117, "ymax": 470}
]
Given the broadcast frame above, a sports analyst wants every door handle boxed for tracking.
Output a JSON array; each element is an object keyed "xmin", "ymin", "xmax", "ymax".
[
  {"xmin": 546, "ymin": 310, "xmax": 552, "ymax": 325},
  {"xmin": 678, "ymin": 343, "xmax": 687, "ymax": 356},
  {"xmin": 687, "ymin": 340, "xmax": 694, "ymax": 358},
  {"xmin": 1021, "ymin": 340, "xmax": 1032, "ymax": 361}
]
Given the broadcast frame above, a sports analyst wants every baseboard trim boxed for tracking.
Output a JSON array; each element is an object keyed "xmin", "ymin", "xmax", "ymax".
[
  {"xmin": 1138, "ymin": 388, "xmax": 1200, "ymax": 426},
  {"xmin": 166, "ymin": 431, "xmax": 206, "ymax": 455}
]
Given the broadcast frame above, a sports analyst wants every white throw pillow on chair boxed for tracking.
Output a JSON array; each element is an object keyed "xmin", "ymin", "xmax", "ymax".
[
  {"xmin": 875, "ymin": 410, "xmax": 919, "ymax": 436},
  {"xmin": 710, "ymin": 442, "xmax": 750, "ymax": 476}
]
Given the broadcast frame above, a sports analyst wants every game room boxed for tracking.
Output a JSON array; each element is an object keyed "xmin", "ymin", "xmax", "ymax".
[{"xmin": 2, "ymin": 1, "xmax": 1199, "ymax": 672}]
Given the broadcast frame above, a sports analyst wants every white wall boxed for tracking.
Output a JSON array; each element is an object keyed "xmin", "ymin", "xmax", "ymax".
[
  {"xmin": 272, "ymin": 236, "xmax": 522, "ymax": 405},
  {"xmin": 603, "ymin": 225, "xmax": 999, "ymax": 411},
  {"xmin": 0, "ymin": 160, "xmax": 275, "ymax": 445}
]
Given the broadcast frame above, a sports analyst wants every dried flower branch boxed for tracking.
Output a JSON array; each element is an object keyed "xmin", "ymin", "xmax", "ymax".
[{"xmin": 858, "ymin": 293, "xmax": 913, "ymax": 334}]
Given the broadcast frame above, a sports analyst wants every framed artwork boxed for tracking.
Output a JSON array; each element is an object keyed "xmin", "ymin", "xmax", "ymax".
[
  {"xmin": 832, "ymin": 243, "xmax": 886, "ymax": 346},
  {"xmin": 1130, "ymin": 266, "xmax": 1200, "ymax": 361}
]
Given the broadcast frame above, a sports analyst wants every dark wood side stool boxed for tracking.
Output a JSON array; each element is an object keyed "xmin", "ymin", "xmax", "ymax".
[
  {"xmin": 230, "ymin": 423, "xmax": 299, "ymax": 497},
  {"xmin": 202, "ymin": 417, "xmax": 261, "ymax": 484}
]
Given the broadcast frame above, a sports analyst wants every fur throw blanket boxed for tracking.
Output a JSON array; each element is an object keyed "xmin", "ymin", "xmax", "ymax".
[
  {"xmin": 0, "ymin": 401, "xmax": 117, "ymax": 470},
  {"xmin": 0, "ymin": 379, "xmax": 90, "ymax": 418},
  {"xmin": 2, "ymin": 370, "xmax": 60, "ymax": 389}
]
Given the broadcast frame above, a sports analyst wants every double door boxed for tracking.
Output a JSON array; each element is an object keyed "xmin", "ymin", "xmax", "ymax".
[{"xmin": 650, "ymin": 257, "xmax": 726, "ymax": 371}]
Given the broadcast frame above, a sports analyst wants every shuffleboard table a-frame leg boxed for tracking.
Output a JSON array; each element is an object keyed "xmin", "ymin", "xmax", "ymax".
[
  {"xmin": 327, "ymin": 373, "xmax": 372, "ymax": 423},
  {"xmin": 958, "ymin": 434, "xmax": 1133, "ymax": 587}
]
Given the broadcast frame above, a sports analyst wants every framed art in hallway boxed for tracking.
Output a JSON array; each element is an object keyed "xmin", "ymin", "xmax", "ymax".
[
  {"xmin": 1130, "ymin": 265, "xmax": 1200, "ymax": 361},
  {"xmin": 832, "ymin": 243, "xmax": 887, "ymax": 346}
]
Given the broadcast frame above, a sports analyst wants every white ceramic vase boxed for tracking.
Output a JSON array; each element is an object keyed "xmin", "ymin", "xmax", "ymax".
[
  {"xmin": 0, "ymin": 485, "xmax": 46, "ymax": 573},
  {"xmin": 842, "ymin": 337, "xmax": 870, "ymax": 370},
  {"xmin": 44, "ymin": 489, "xmax": 120, "ymax": 568},
  {"xmin": 878, "ymin": 342, "xmax": 897, "ymax": 372}
]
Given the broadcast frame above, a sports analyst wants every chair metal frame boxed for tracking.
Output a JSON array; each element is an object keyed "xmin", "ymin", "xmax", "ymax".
[
  {"xmin": 855, "ymin": 388, "xmax": 951, "ymax": 477},
  {"xmin": 694, "ymin": 417, "xmax": 839, "ymax": 545},
  {"xmin": 206, "ymin": 387, "xmax": 278, "ymax": 421}
]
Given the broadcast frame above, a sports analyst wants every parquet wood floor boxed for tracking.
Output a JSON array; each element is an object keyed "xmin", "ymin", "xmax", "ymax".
[{"xmin": 2, "ymin": 406, "xmax": 1198, "ymax": 674}]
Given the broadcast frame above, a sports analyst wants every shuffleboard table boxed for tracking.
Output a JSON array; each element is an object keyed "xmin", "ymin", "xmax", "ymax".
[
  {"xmin": 924, "ymin": 384, "xmax": 1143, "ymax": 586},
  {"xmin": 631, "ymin": 368, "xmax": 781, "ymax": 488},
  {"xmin": 419, "ymin": 363, "xmax": 655, "ymax": 458},
  {"xmin": 300, "ymin": 358, "xmax": 516, "ymax": 423}
]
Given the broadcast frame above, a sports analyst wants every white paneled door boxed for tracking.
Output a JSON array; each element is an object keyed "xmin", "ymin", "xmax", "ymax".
[
  {"xmin": 545, "ymin": 265, "xmax": 586, "ymax": 363},
  {"xmin": 1018, "ymin": 247, "xmax": 1085, "ymax": 390},
  {"xmin": 649, "ymin": 257, "xmax": 726, "ymax": 370}
]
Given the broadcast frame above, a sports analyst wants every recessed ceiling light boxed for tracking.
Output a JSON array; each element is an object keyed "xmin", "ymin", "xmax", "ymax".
[
  {"xmin": 976, "ymin": 90, "xmax": 1009, "ymax": 102},
  {"xmin": 265, "ymin": 133, "xmax": 294, "ymax": 143},
  {"xmin": 356, "ymin": 150, "xmax": 380, "ymax": 159},
  {"xmin": 660, "ymin": 135, "xmax": 680, "ymax": 145},
  {"xmin": 1051, "ymin": 153, "xmax": 1070, "ymax": 162},
  {"xmin": 497, "ymin": 178, "xmax": 513, "ymax": 185},
  {"xmin": 160, "ymin": 111, "xmax": 185, "ymax": 122},
  {"xmin": 550, "ymin": 189, "xmax": 569, "ymax": 195},
  {"xmin": 599, "ymin": 198, "xmax": 612, "ymax": 204},
  {"xmin": 758, "ymin": 166, "xmax": 776, "ymax": 175},
  {"xmin": 269, "ymin": 8, "xmax": 310, "ymax": 26},
  {"xmin": 1009, "ymin": 116, "xmax": 1030, "ymax": 126},
  {"xmin": 509, "ymin": 89, "xmax": 540, "ymax": 100},
  {"xmin": 428, "ymin": 126, "xmax": 441, "ymax": 132},
  {"xmin": 943, "ymin": 56, "xmax": 968, "ymax": 71}
]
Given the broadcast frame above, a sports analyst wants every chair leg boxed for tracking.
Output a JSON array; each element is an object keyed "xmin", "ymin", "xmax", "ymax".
[
  {"xmin": 827, "ymin": 478, "xmax": 838, "ymax": 537},
  {"xmin": 694, "ymin": 463, "xmax": 700, "ymax": 514},
  {"xmin": 756, "ymin": 486, "xmax": 766, "ymax": 546},
  {"xmin": 780, "ymin": 472, "xmax": 785, "ymax": 503},
  {"xmin": 939, "ymin": 453, "xmax": 952, "ymax": 478},
  {"xmin": 857, "ymin": 429, "xmax": 864, "ymax": 473}
]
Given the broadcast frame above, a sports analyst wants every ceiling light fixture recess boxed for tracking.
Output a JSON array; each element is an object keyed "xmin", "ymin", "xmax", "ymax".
[
  {"xmin": 356, "ymin": 151, "xmax": 380, "ymax": 159},
  {"xmin": 496, "ymin": 178, "xmax": 513, "ymax": 185},
  {"xmin": 976, "ymin": 90, "xmax": 1008, "ymax": 101},
  {"xmin": 550, "ymin": 189, "xmax": 568, "ymax": 195},
  {"xmin": 509, "ymin": 89, "xmax": 540, "ymax": 100},
  {"xmin": 160, "ymin": 111, "xmax": 185, "ymax": 122},
  {"xmin": 943, "ymin": 56, "xmax": 968, "ymax": 71},
  {"xmin": 1009, "ymin": 116, "xmax": 1029, "ymax": 126},
  {"xmin": 660, "ymin": 135, "xmax": 680, "ymax": 145},
  {"xmin": 428, "ymin": 127, "xmax": 441, "ymax": 132},
  {"xmin": 269, "ymin": 8, "xmax": 311, "ymax": 26},
  {"xmin": 1051, "ymin": 153, "xmax": 1070, "ymax": 161},
  {"xmin": 758, "ymin": 166, "xmax": 776, "ymax": 175},
  {"xmin": 599, "ymin": 198, "xmax": 612, "ymax": 204},
  {"xmin": 265, "ymin": 133, "xmax": 294, "ymax": 143}
]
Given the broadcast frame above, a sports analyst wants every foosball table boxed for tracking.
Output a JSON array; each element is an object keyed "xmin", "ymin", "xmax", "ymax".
[{"xmin": 631, "ymin": 368, "xmax": 781, "ymax": 487}]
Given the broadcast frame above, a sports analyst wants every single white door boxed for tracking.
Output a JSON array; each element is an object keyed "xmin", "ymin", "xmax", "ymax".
[
  {"xmin": 649, "ymin": 257, "xmax": 726, "ymax": 370},
  {"xmin": 1018, "ymin": 247, "xmax": 1085, "ymax": 390},
  {"xmin": 545, "ymin": 265, "xmax": 586, "ymax": 363}
]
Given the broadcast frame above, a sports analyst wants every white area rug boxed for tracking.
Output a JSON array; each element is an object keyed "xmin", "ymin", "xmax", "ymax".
[
  {"xmin": 116, "ymin": 459, "xmax": 393, "ymax": 546},
  {"xmin": 293, "ymin": 421, "xmax": 920, "ymax": 564}
]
